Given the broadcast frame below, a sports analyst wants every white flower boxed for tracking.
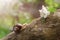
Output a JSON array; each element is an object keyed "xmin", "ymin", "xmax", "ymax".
[{"xmin": 39, "ymin": 5, "xmax": 50, "ymax": 18}]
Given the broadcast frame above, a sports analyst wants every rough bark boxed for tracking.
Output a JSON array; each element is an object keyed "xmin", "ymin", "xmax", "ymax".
[{"xmin": 1, "ymin": 13, "xmax": 60, "ymax": 40}]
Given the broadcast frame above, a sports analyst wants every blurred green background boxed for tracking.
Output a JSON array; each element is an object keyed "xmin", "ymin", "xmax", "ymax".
[{"xmin": 0, "ymin": 0, "xmax": 60, "ymax": 39}]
